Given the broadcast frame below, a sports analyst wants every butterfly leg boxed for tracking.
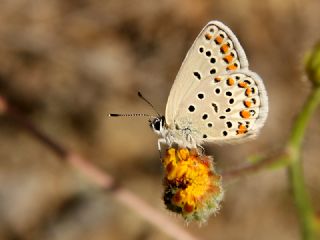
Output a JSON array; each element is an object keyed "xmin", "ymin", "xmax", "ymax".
[
  {"xmin": 197, "ymin": 145, "xmax": 205, "ymax": 155},
  {"xmin": 157, "ymin": 138, "xmax": 166, "ymax": 158}
]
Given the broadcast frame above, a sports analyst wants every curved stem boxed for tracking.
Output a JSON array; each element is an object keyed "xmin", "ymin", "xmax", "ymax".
[
  {"xmin": 287, "ymin": 86, "xmax": 320, "ymax": 240},
  {"xmin": 222, "ymin": 150, "xmax": 287, "ymax": 181},
  {"xmin": 288, "ymin": 87, "xmax": 320, "ymax": 151}
]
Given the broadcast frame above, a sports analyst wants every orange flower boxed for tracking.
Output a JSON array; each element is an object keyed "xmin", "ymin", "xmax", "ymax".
[{"xmin": 162, "ymin": 148, "xmax": 224, "ymax": 222}]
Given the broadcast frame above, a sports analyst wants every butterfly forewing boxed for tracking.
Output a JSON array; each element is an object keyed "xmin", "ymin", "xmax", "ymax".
[{"xmin": 165, "ymin": 21, "xmax": 249, "ymax": 126}]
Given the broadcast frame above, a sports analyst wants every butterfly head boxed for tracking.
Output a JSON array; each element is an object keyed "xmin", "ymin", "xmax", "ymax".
[{"xmin": 149, "ymin": 116, "xmax": 166, "ymax": 135}]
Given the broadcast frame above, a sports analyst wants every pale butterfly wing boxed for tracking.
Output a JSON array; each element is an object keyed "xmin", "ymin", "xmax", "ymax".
[
  {"xmin": 173, "ymin": 70, "xmax": 268, "ymax": 143},
  {"xmin": 165, "ymin": 21, "xmax": 249, "ymax": 126}
]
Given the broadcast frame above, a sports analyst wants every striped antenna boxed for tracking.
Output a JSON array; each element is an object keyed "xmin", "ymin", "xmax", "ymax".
[{"xmin": 108, "ymin": 113, "xmax": 151, "ymax": 117}]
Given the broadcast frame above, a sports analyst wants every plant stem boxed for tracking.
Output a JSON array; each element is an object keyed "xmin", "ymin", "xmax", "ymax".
[
  {"xmin": 288, "ymin": 87, "xmax": 320, "ymax": 150},
  {"xmin": 287, "ymin": 86, "xmax": 320, "ymax": 240}
]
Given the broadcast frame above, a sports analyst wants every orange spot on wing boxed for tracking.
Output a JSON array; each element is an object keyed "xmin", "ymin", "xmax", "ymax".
[
  {"xmin": 245, "ymin": 88, "xmax": 252, "ymax": 97},
  {"xmin": 243, "ymin": 100, "xmax": 252, "ymax": 108},
  {"xmin": 223, "ymin": 54, "xmax": 234, "ymax": 63},
  {"xmin": 238, "ymin": 82, "xmax": 248, "ymax": 88},
  {"xmin": 227, "ymin": 63, "xmax": 238, "ymax": 71},
  {"xmin": 236, "ymin": 123, "xmax": 248, "ymax": 135},
  {"xmin": 214, "ymin": 77, "xmax": 221, "ymax": 82},
  {"xmin": 214, "ymin": 35, "xmax": 223, "ymax": 45},
  {"xmin": 205, "ymin": 33, "xmax": 212, "ymax": 40},
  {"xmin": 220, "ymin": 44, "xmax": 229, "ymax": 53},
  {"xmin": 240, "ymin": 110, "xmax": 251, "ymax": 119},
  {"xmin": 227, "ymin": 78, "xmax": 235, "ymax": 86}
]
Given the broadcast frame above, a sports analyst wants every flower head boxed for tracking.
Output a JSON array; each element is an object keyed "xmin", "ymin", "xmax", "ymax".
[{"xmin": 162, "ymin": 147, "xmax": 223, "ymax": 222}]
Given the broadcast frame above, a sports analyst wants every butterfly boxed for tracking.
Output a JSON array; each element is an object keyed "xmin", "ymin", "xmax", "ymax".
[
  {"xmin": 149, "ymin": 20, "xmax": 268, "ymax": 151},
  {"xmin": 108, "ymin": 21, "xmax": 267, "ymax": 220}
]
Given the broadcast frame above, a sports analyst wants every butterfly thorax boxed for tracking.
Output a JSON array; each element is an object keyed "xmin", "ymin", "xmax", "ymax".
[{"xmin": 150, "ymin": 116, "xmax": 202, "ymax": 149}]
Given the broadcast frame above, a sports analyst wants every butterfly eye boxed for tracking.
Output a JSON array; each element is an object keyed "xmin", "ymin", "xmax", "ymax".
[
  {"xmin": 154, "ymin": 120, "xmax": 161, "ymax": 131},
  {"xmin": 152, "ymin": 117, "xmax": 165, "ymax": 132}
]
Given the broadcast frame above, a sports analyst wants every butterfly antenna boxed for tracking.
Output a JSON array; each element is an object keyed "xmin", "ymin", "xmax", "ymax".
[
  {"xmin": 108, "ymin": 113, "xmax": 151, "ymax": 117},
  {"xmin": 137, "ymin": 91, "xmax": 161, "ymax": 117}
]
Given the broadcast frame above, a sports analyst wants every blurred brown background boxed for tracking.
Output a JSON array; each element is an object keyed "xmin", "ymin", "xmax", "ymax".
[{"xmin": 0, "ymin": 0, "xmax": 320, "ymax": 239}]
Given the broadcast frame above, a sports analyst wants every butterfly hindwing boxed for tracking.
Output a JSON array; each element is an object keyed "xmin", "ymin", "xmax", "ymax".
[{"xmin": 174, "ymin": 70, "xmax": 268, "ymax": 143}]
